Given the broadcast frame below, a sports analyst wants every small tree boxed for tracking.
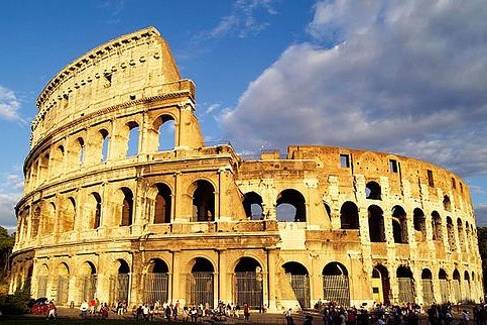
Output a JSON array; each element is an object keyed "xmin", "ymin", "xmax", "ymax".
[
  {"xmin": 0, "ymin": 226, "xmax": 15, "ymax": 284},
  {"xmin": 478, "ymin": 227, "xmax": 487, "ymax": 295}
]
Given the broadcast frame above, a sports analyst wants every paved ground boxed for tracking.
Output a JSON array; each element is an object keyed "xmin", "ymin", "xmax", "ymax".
[
  {"xmin": 0, "ymin": 307, "xmax": 472, "ymax": 325},
  {"xmin": 0, "ymin": 307, "xmax": 314, "ymax": 324}
]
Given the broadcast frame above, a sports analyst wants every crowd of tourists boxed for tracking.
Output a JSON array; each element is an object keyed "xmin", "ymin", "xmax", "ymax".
[
  {"xmin": 36, "ymin": 296, "xmax": 487, "ymax": 324},
  {"xmin": 74, "ymin": 299, "xmax": 258, "ymax": 322},
  {"xmin": 281, "ymin": 300, "xmax": 487, "ymax": 325}
]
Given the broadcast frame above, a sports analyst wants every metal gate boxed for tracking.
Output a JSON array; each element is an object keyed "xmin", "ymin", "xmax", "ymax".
[
  {"xmin": 56, "ymin": 276, "xmax": 69, "ymax": 305},
  {"xmin": 422, "ymin": 279, "xmax": 434, "ymax": 304},
  {"xmin": 439, "ymin": 279, "xmax": 449, "ymax": 303},
  {"xmin": 37, "ymin": 276, "xmax": 47, "ymax": 298},
  {"xmin": 82, "ymin": 275, "xmax": 97, "ymax": 301},
  {"xmin": 144, "ymin": 273, "xmax": 169, "ymax": 304},
  {"xmin": 234, "ymin": 272, "xmax": 263, "ymax": 308},
  {"xmin": 397, "ymin": 277, "xmax": 414, "ymax": 303},
  {"xmin": 110, "ymin": 274, "xmax": 130, "ymax": 304},
  {"xmin": 323, "ymin": 275, "xmax": 350, "ymax": 307},
  {"xmin": 289, "ymin": 274, "xmax": 310, "ymax": 308},
  {"xmin": 188, "ymin": 272, "xmax": 214, "ymax": 306},
  {"xmin": 453, "ymin": 280, "xmax": 461, "ymax": 302}
]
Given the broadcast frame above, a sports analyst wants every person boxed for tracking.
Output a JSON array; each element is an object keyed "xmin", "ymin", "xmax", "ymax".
[
  {"xmin": 190, "ymin": 306, "xmax": 198, "ymax": 322},
  {"xmin": 461, "ymin": 310, "xmax": 470, "ymax": 325},
  {"xmin": 303, "ymin": 314, "xmax": 313, "ymax": 325},
  {"xmin": 182, "ymin": 306, "xmax": 189, "ymax": 322},
  {"xmin": 243, "ymin": 303, "xmax": 250, "ymax": 321},
  {"xmin": 101, "ymin": 303, "xmax": 109, "ymax": 319},
  {"xmin": 47, "ymin": 300, "xmax": 57, "ymax": 320},
  {"xmin": 80, "ymin": 300, "xmax": 89, "ymax": 319},
  {"xmin": 285, "ymin": 308, "xmax": 294, "ymax": 325},
  {"xmin": 142, "ymin": 304, "xmax": 150, "ymax": 321}
]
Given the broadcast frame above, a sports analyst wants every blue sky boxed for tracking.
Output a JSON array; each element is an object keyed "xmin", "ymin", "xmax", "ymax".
[{"xmin": 1, "ymin": 0, "xmax": 487, "ymax": 229}]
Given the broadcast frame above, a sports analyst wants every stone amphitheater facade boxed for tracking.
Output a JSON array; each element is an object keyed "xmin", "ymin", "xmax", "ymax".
[{"xmin": 9, "ymin": 27, "xmax": 483, "ymax": 310}]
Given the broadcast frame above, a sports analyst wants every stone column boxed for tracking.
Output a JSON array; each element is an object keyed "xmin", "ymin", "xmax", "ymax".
[{"xmin": 266, "ymin": 248, "xmax": 279, "ymax": 311}]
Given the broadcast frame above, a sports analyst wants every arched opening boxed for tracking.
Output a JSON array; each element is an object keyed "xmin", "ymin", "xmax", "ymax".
[
  {"xmin": 452, "ymin": 269, "xmax": 461, "ymax": 302},
  {"xmin": 144, "ymin": 258, "xmax": 169, "ymax": 304},
  {"xmin": 188, "ymin": 258, "xmax": 214, "ymax": 307},
  {"xmin": 242, "ymin": 192, "xmax": 264, "ymax": 220},
  {"xmin": 392, "ymin": 205, "xmax": 408, "ymax": 243},
  {"xmin": 234, "ymin": 257, "xmax": 263, "ymax": 308},
  {"xmin": 37, "ymin": 264, "xmax": 49, "ymax": 298},
  {"xmin": 421, "ymin": 269, "xmax": 434, "ymax": 304},
  {"xmin": 31, "ymin": 207, "xmax": 41, "ymax": 239},
  {"xmin": 92, "ymin": 193, "xmax": 102, "ymax": 229},
  {"xmin": 439, "ymin": 269, "xmax": 449, "ymax": 303},
  {"xmin": 340, "ymin": 201, "xmax": 359, "ymax": 229},
  {"xmin": 56, "ymin": 263, "xmax": 70, "ymax": 305},
  {"xmin": 431, "ymin": 211, "xmax": 442, "ymax": 241},
  {"xmin": 154, "ymin": 183, "xmax": 172, "ymax": 224},
  {"xmin": 464, "ymin": 271, "xmax": 471, "ymax": 301},
  {"xmin": 365, "ymin": 181, "xmax": 381, "ymax": 200},
  {"xmin": 155, "ymin": 115, "xmax": 176, "ymax": 151},
  {"xmin": 368, "ymin": 205, "xmax": 385, "ymax": 242},
  {"xmin": 324, "ymin": 202, "xmax": 332, "ymax": 222},
  {"xmin": 42, "ymin": 203, "xmax": 56, "ymax": 235},
  {"xmin": 24, "ymin": 265, "xmax": 33, "ymax": 295},
  {"xmin": 276, "ymin": 189, "xmax": 306, "ymax": 222},
  {"xmin": 457, "ymin": 218, "xmax": 465, "ymax": 252},
  {"xmin": 52, "ymin": 145, "xmax": 64, "ymax": 176},
  {"xmin": 443, "ymin": 195, "xmax": 451, "ymax": 211},
  {"xmin": 120, "ymin": 188, "xmax": 133, "ymax": 226},
  {"xmin": 413, "ymin": 208, "xmax": 426, "ymax": 241},
  {"xmin": 322, "ymin": 262, "xmax": 350, "ymax": 306},
  {"xmin": 282, "ymin": 262, "xmax": 310, "ymax": 308},
  {"xmin": 39, "ymin": 152, "xmax": 50, "ymax": 183},
  {"xmin": 77, "ymin": 137, "xmax": 85, "ymax": 166},
  {"xmin": 396, "ymin": 266, "xmax": 414, "ymax": 303},
  {"xmin": 100, "ymin": 129, "xmax": 110, "ymax": 162},
  {"xmin": 62, "ymin": 198, "xmax": 76, "ymax": 232},
  {"xmin": 110, "ymin": 259, "xmax": 130, "ymax": 304},
  {"xmin": 81, "ymin": 261, "xmax": 97, "ymax": 302},
  {"xmin": 192, "ymin": 180, "xmax": 215, "ymax": 222},
  {"xmin": 447, "ymin": 217, "xmax": 456, "ymax": 251},
  {"xmin": 126, "ymin": 122, "xmax": 139, "ymax": 157},
  {"xmin": 372, "ymin": 265, "xmax": 390, "ymax": 305}
]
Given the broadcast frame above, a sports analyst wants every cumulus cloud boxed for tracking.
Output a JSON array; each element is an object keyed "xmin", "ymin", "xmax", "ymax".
[
  {"xmin": 0, "ymin": 85, "xmax": 22, "ymax": 121},
  {"xmin": 221, "ymin": 0, "xmax": 487, "ymax": 177}
]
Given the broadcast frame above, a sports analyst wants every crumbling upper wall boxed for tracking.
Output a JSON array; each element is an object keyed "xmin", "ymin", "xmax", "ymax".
[
  {"xmin": 238, "ymin": 145, "xmax": 474, "ymax": 222},
  {"xmin": 32, "ymin": 26, "xmax": 184, "ymax": 148}
]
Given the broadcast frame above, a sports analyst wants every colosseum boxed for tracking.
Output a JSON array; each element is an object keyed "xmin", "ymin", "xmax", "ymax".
[{"xmin": 9, "ymin": 26, "xmax": 483, "ymax": 310}]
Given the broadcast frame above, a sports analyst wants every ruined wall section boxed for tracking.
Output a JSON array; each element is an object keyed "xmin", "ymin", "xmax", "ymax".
[{"xmin": 32, "ymin": 26, "xmax": 181, "ymax": 148}]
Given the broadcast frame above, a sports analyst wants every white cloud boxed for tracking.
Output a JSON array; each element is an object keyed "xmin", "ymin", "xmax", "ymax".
[
  {"xmin": 205, "ymin": 103, "xmax": 221, "ymax": 115},
  {"xmin": 203, "ymin": 0, "xmax": 277, "ymax": 39},
  {"xmin": 222, "ymin": 0, "xmax": 487, "ymax": 177},
  {"xmin": 0, "ymin": 192, "xmax": 19, "ymax": 229},
  {"xmin": 0, "ymin": 85, "xmax": 22, "ymax": 121},
  {"xmin": 0, "ymin": 171, "xmax": 23, "ymax": 229}
]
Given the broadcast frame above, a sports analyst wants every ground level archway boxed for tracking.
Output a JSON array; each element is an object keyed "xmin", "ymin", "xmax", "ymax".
[
  {"xmin": 372, "ymin": 265, "xmax": 390, "ymax": 305},
  {"xmin": 234, "ymin": 257, "xmax": 263, "ymax": 309},
  {"xmin": 144, "ymin": 258, "xmax": 169, "ymax": 304},
  {"xmin": 282, "ymin": 262, "xmax": 310, "ymax": 308},
  {"xmin": 188, "ymin": 258, "xmax": 214, "ymax": 307},
  {"xmin": 322, "ymin": 262, "xmax": 350, "ymax": 306}
]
